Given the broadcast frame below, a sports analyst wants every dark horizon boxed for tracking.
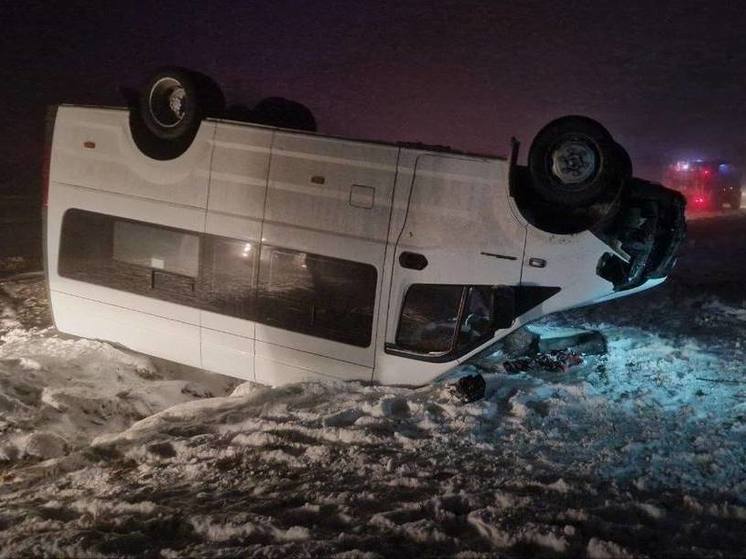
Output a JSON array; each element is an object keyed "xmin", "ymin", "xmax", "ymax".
[{"xmin": 4, "ymin": 0, "xmax": 746, "ymax": 192}]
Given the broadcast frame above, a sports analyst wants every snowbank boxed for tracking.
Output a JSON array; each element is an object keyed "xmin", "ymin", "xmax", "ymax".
[
  {"xmin": 0, "ymin": 326, "xmax": 236, "ymax": 463},
  {"xmin": 2, "ymin": 315, "xmax": 743, "ymax": 557}
]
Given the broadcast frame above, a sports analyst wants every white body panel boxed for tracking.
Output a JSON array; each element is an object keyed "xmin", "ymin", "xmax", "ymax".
[
  {"xmin": 51, "ymin": 106, "xmax": 213, "ymax": 207},
  {"xmin": 51, "ymin": 291, "xmax": 203, "ymax": 368},
  {"xmin": 46, "ymin": 105, "xmax": 661, "ymax": 387},
  {"xmin": 199, "ymin": 121, "xmax": 272, "ymax": 381},
  {"xmin": 46, "ymin": 106, "xmax": 211, "ymax": 370}
]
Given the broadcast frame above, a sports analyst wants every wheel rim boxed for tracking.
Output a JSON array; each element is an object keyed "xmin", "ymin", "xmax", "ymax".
[
  {"xmin": 550, "ymin": 140, "xmax": 597, "ymax": 185},
  {"xmin": 148, "ymin": 77, "xmax": 187, "ymax": 128}
]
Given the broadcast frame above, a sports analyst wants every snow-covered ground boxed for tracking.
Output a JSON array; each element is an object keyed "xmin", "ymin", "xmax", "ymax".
[{"xmin": 1, "ymin": 213, "xmax": 744, "ymax": 558}]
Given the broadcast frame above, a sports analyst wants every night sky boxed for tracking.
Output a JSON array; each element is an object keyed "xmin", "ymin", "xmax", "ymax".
[{"xmin": 4, "ymin": 0, "xmax": 746, "ymax": 192}]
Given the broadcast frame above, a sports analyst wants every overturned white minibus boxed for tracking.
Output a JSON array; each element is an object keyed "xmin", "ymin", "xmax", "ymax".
[{"xmin": 44, "ymin": 67, "xmax": 685, "ymax": 386}]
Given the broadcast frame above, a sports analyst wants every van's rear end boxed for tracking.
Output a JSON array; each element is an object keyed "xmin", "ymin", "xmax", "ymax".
[{"xmin": 44, "ymin": 105, "xmax": 214, "ymax": 368}]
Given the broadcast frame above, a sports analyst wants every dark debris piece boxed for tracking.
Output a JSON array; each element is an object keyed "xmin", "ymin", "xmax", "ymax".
[
  {"xmin": 450, "ymin": 374, "xmax": 486, "ymax": 403},
  {"xmin": 503, "ymin": 350, "xmax": 583, "ymax": 374}
]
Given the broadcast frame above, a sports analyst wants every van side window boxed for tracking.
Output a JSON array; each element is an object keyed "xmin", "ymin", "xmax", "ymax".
[
  {"xmin": 200, "ymin": 237, "xmax": 256, "ymax": 319},
  {"xmin": 257, "ymin": 247, "xmax": 377, "ymax": 347},
  {"xmin": 113, "ymin": 220, "xmax": 199, "ymax": 277},
  {"xmin": 58, "ymin": 209, "xmax": 377, "ymax": 348},
  {"xmin": 395, "ymin": 285, "xmax": 466, "ymax": 353},
  {"xmin": 59, "ymin": 210, "xmax": 198, "ymax": 306},
  {"xmin": 394, "ymin": 284, "xmax": 499, "ymax": 357}
]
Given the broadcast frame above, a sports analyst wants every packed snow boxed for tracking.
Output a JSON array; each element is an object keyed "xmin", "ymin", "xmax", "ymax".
[{"xmin": 0, "ymin": 213, "xmax": 744, "ymax": 558}]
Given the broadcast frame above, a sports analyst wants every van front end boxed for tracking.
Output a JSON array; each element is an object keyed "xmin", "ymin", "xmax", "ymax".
[{"xmin": 375, "ymin": 174, "xmax": 685, "ymax": 386}]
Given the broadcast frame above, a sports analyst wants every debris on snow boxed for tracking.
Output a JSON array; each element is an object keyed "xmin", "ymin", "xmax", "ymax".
[
  {"xmin": 526, "ymin": 324, "xmax": 608, "ymax": 355},
  {"xmin": 449, "ymin": 373, "xmax": 486, "ymax": 402},
  {"xmin": 502, "ymin": 349, "xmax": 583, "ymax": 374}
]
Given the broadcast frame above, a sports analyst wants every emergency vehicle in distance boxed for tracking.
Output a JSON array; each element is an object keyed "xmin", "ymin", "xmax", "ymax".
[
  {"xmin": 663, "ymin": 160, "xmax": 742, "ymax": 211},
  {"xmin": 43, "ymin": 67, "xmax": 686, "ymax": 386}
]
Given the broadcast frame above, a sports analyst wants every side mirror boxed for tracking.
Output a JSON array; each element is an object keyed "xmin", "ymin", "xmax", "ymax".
[{"xmin": 493, "ymin": 286, "xmax": 516, "ymax": 329}]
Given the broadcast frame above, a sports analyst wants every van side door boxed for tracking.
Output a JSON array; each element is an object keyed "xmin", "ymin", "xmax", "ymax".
[
  {"xmin": 377, "ymin": 153, "xmax": 525, "ymax": 385},
  {"xmin": 254, "ymin": 133, "xmax": 398, "ymax": 384}
]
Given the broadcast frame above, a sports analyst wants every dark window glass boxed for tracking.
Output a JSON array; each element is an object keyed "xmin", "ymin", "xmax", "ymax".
[
  {"xmin": 113, "ymin": 220, "xmax": 199, "ymax": 277},
  {"xmin": 395, "ymin": 284, "xmax": 499, "ymax": 357},
  {"xmin": 59, "ymin": 209, "xmax": 198, "ymax": 306},
  {"xmin": 396, "ymin": 285, "xmax": 465, "ymax": 353},
  {"xmin": 59, "ymin": 209, "xmax": 378, "ymax": 347},
  {"xmin": 257, "ymin": 247, "xmax": 377, "ymax": 347},
  {"xmin": 200, "ymin": 237, "xmax": 256, "ymax": 319}
]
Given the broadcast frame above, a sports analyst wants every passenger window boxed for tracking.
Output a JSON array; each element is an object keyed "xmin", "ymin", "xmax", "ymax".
[
  {"xmin": 59, "ymin": 209, "xmax": 199, "ymax": 306},
  {"xmin": 113, "ymin": 221, "xmax": 199, "ymax": 277},
  {"xmin": 59, "ymin": 210, "xmax": 378, "ymax": 348},
  {"xmin": 257, "ymin": 247, "xmax": 377, "ymax": 347},
  {"xmin": 58, "ymin": 210, "xmax": 114, "ymax": 282},
  {"xmin": 200, "ymin": 237, "xmax": 256, "ymax": 319},
  {"xmin": 395, "ymin": 285, "xmax": 465, "ymax": 353}
]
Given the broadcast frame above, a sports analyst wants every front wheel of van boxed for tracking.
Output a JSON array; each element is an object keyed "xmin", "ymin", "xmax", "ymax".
[
  {"xmin": 527, "ymin": 115, "xmax": 625, "ymax": 208},
  {"xmin": 130, "ymin": 67, "xmax": 224, "ymax": 160}
]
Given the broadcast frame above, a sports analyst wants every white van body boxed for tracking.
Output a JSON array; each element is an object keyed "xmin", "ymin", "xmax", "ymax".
[{"xmin": 45, "ymin": 105, "xmax": 671, "ymax": 386}]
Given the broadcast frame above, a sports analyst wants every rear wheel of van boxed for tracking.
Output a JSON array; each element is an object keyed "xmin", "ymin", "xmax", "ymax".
[
  {"xmin": 130, "ymin": 67, "xmax": 224, "ymax": 160},
  {"xmin": 527, "ymin": 116, "xmax": 627, "ymax": 208}
]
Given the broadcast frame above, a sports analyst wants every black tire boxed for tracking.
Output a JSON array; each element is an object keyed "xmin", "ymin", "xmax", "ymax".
[
  {"xmin": 528, "ymin": 115, "xmax": 622, "ymax": 207},
  {"xmin": 130, "ymin": 67, "xmax": 224, "ymax": 160}
]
